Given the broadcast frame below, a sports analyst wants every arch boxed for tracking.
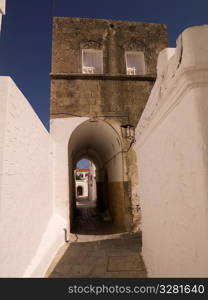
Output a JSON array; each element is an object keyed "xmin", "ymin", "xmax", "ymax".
[
  {"xmin": 68, "ymin": 119, "xmax": 129, "ymax": 233},
  {"xmin": 81, "ymin": 40, "xmax": 102, "ymax": 50}
]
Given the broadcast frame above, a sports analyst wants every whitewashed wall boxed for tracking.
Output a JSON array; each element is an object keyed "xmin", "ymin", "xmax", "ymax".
[
  {"xmin": 88, "ymin": 163, "xmax": 97, "ymax": 202},
  {"xmin": 0, "ymin": 77, "xmax": 65, "ymax": 277},
  {"xmin": 76, "ymin": 181, "xmax": 88, "ymax": 197},
  {"xmin": 50, "ymin": 117, "xmax": 88, "ymax": 236},
  {"xmin": 0, "ymin": 0, "xmax": 6, "ymax": 33},
  {"xmin": 135, "ymin": 25, "xmax": 208, "ymax": 277},
  {"xmin": 0, "ymin": 14, "xmax": 2, "ymax": 31},
  {"xmin": 0, "ymin": 0, "xmax": 6, "ymax": 13}
]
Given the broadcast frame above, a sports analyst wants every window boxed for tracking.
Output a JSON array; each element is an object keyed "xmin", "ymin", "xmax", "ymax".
[
  {"xmin": 82, "ymin": 49, "xmax": 103, "ymax": 74},
  {"xmin": 125, "ymin": 51, "xmax": 145, "ymax": 75}
]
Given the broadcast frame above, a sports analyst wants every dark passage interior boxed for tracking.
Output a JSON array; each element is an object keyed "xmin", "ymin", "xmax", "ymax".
[
  {"xmin": 74, "ymin": 197, "xmax": 118, "ymax": 235},
  {"xmin": 73, "ymin": 158, "xmax": 118, "ymax": 235}
]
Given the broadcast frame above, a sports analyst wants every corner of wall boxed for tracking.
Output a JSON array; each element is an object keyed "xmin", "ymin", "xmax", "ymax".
[{"xmin": 0, "ymin": 0, "xmax": 6, "ymax": 15}]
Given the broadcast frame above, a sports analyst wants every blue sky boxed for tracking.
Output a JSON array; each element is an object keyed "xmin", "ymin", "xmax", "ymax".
[
  {"xmin": 77, "ymin": 159, "xmax": 89, "ymax": 169},
  {"xmin": 1, "ymin": 0, "xmax": 208, "ymax": 130},
  {"xmin": 2, "ymin": 0, "xmax": 208, "ymax": 169}
]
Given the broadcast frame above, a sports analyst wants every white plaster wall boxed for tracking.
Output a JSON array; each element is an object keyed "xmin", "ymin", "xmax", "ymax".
[
  {"xmin": 50, "ymin": 117, "xmax": 88, "ymax": 230},
  {"xmin": 0, "ymin": 0, "xmax": 6, "ymax": 14},
  {"xmin": 138, "ymin": 88, "xmax": 208, "ymax": 277},
  {"xmin": 51, "ymin": 118, "xmax": 124, "ymax": 233},
  {"xmin": 0, "ymin": 77, "xmax": 8, "ymax": 192},
  {"xmin": 69, "ymin": 119, "xmax": 123, "ymax": 182},
  {"xmin": 0, "ymin": 14, "xmax": 2, "ymax": 32},
  {"xmin": 0, "ymin": 0, "xmax": 5, "ymax": 33},
  {"xmin": 88, "ymin": 178, "xmax": 97, "ymax": 201},
  {"xmin": 88, "ymin": 163, "xmax": 97, "ymax": 201},
  {"xmin": 76, "ymin": 180, "xmax": 88, "ymax": 197},
  {"xmin": 0, "ymin": 77, "xmax": 65, "ymax": 277},
  {"xmin": 135, "ymin": 25, "xmax": 208, "ymax": 277}
]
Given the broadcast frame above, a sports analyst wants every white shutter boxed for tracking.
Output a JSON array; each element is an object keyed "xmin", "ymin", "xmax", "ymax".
[
  {"xmin": 82, "ymin": 49, "xmax": 103, "ymax": 74},
  {"xmin": 126, "ymin": 52, "xmax": 145, "ymax": 75}
]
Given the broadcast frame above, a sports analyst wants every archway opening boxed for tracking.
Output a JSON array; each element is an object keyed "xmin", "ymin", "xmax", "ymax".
[
  {"xmin": 73, "ymin": 158, "xmax": 101, "ymax": 234},
  {"xmin": 68, "ymin": 120, "xmax": 131, "ymax": 235},
  {"xmin": 74, "ymin": 158, "xmax": 97, "ymax": 203}
]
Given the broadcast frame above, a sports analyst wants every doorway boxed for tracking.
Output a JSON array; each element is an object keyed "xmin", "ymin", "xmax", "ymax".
[
  {"xmin": 68, "ymin": 120, "xmax": 129, "ymax": 235},
  {"xmin": 77, "ymin": 186, "xmax": 83, "ymax": 197}
]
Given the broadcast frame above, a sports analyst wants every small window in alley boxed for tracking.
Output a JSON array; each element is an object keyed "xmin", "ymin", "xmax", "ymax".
[
  {"xmin": 125, "ymin": 51, "xmax": 145, "ymax": 75},
  {"xmin": 82, "ymin": 49, "xmax": 103, "ymax": 74}
]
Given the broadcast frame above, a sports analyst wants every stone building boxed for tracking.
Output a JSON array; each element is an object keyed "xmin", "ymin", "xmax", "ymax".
[
  {"xmin": 75, "ymin": 168, "xmax": 89, "ymax": 198},
  {"xmin": 74, "ymin": 164, "xmax": 97, "ymax": 199},
  {"xmin": 50, "ymin": 17, "xmax": 168, "ymax": 233},
  {"xmin": 2, "ymin": 1, "xmax": 208, "ymax": 277}
]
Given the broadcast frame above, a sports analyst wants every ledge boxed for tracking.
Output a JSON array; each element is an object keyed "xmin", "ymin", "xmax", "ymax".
[
  {"xmin": 50, "ymin": 73, "xmax": 156, "ymax": 82},
  {"xmin": 136, "ymin": 67, "xmax": 208, "ymax": 146}
]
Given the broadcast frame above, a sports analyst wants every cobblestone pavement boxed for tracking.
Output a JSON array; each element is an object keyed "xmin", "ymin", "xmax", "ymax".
[{"xmin": 46, "ymin": 198, "xmax": 147, "ymax": 278}]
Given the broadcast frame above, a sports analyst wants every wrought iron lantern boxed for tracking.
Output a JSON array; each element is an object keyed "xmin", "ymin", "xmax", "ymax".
[{"xmin": 120, "ymin": 124, "xmax": 135, "ymax": 139}]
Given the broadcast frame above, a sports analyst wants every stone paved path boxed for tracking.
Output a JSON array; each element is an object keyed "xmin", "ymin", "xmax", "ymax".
[{"xmin": 45, "ymin": 198, "xmax": 147, "ymax": 278}]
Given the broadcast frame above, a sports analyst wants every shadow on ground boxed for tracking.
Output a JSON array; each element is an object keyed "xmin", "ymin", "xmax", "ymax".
[
  {"xmin": 45, "ymin": 197, "xmax": 147, "ymax": 278},
  {"xmin": 72, "ymin": 197, "xmax": 123, "ymax": 235},
  {"xmin": 46, "ymin": 233, "xmax": 147, "ymax": 278}
]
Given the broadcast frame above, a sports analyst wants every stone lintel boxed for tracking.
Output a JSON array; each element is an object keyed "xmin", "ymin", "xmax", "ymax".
[{"xmin": 50, "ymin": 73, "xmax": 156, "ymax": 82}]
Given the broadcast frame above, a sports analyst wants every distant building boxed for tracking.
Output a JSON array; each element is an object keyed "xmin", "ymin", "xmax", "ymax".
[
  {"xmin": 74, "ymin": 163, "xmax": 97, "ymax": 201},
  {"xmin": 74, "ymin": 168, "xmax": 89, "ymax": 197},
  {"xmin": 76, "ymin": 168, "xmax": 89, "ymax": 180}
]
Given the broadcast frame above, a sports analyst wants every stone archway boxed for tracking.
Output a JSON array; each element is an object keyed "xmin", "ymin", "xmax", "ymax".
[{"xmin": 68, "ymin": 119, "xmax": 131, "ymax": 234}]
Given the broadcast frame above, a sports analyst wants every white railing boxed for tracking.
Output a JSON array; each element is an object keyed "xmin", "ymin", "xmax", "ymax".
[
  {"xmin": 127, "ymin": 67, "xmax": 136, "ymax": 75},
  {"xmin": 82, "ymin": 66, "xmax": 95, "ymax": 74}
]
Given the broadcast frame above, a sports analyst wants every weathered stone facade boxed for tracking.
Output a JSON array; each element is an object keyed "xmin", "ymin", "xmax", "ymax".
[
  {"xmin": 50, "ymin": 17, "xmax": 168, "ymax": 126},
  {"xmin": 50, "ymin": 17, "xmax": 168, "ymax": 231}
]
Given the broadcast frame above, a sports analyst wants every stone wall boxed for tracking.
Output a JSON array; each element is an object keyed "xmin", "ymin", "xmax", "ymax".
[
  {"xmin": 50, "ymin": 76, "xmax": 153, "ymax": 126},
  {"xmin": 135, "ymin": 25, "xmax": 208, "ymax": 277},
  {"xmin": 50, "ymin": 17, "xmax": 168, "ymax": 126},
  {"xmin": 51, "ymin": 17, "xmax": 167, "ymax": 75}
]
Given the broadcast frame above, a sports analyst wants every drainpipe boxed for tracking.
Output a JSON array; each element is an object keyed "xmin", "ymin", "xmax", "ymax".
[{"xmin": 63, "ymin": 228, "xmax": 69, "ymax": 243}]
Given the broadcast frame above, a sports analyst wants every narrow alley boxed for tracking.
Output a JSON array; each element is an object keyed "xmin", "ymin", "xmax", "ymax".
[{"xmin": 46, "ymin": 197, "xmax": 147, "ymax": 278}]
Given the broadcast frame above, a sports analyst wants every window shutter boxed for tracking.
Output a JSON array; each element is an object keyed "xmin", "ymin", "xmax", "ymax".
[
  {"xmin": 125, "ymin": 52, "xmax": 145, "ymax": 75},
  {"xmin": 82, "ymin": 49, "xmax": 103, "ymax": 74}
]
